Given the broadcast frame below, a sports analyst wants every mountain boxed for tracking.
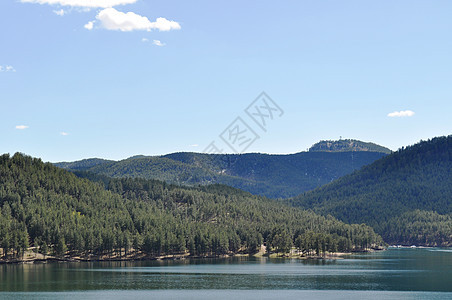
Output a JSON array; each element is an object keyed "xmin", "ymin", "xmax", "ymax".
[
  {"xmin": 55, "ymin": 140, "xmax": 388, "ymax": 198},
  {"xmin": 0, "ymin": 153, "xmax": 383, "ymax": 260},
  {"xmin": 288, "ymin": 135, "xmax": 452, "ymax": 246},
  {"xmin": 309, "ymin": 139, "xmax": 392, "ymax": 154}
]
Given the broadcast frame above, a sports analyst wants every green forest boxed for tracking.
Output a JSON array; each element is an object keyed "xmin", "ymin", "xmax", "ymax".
[
  {"xmin": 289, "ymin": 135, "xmax": 452, "ymax": 246},
  {"xmin": 1, "ymin": 136, "xmax": 449, "ymax": 261},
  {"xmin": 383, "ymin": 210, "xmax": 452, "ymax": 245},
  {"xmin": 0, "ymin": 153, "xmax": 383, "ymax": 261}
]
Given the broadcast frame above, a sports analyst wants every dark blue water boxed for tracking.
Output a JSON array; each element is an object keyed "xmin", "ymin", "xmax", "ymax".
[{"xmin": 1, "ymin": 248, "xmax": 451, "ymax": 299}]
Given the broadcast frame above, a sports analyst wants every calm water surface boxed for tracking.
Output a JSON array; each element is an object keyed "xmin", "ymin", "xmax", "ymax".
[{"xmin": 1, "ymin": 248, "xmax": 451, "ymax": 299}]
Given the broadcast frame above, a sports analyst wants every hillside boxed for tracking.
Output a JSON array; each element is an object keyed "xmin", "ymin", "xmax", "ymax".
[
  {"xmin": 54, "ymin": 158, "xmax": 113, "ymax": 170},
  {"xmin": 289, "ymin": 135, "xmax": 452, "ymax": 246},
  {"xmin": 55, "ymin": 140, "xmax": 388, "ymax": 198},
  {"xmin": 0, "ymin": 153, "xmax": 383, "ymax": 261}
]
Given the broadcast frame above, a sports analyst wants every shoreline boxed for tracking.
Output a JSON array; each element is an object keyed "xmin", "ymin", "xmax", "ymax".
[{"xmin": 0, "ymin": 248, "xmax": 385, "ymax": 265}]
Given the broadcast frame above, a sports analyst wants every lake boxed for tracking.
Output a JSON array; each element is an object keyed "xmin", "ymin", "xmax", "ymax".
[{"xmin": 1, "ymin": 247, "xmax": 451, "ymax": 299}]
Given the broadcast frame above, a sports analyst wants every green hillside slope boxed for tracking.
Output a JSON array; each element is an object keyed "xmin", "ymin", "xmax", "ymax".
[{"xmin": 289, "ymin": 135, "xmax": 452, "ymax": 246}]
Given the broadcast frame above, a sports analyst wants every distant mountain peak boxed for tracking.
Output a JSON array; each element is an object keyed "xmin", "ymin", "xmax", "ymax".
[{"xmin": 309, "ymin": 139, "xmax": 391, "ymax": 154}]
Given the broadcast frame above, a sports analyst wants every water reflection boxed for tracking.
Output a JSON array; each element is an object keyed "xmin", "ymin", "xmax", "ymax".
[{"xmin": 0, "ymin": 248, "xmax": 451, "ymax": 293}]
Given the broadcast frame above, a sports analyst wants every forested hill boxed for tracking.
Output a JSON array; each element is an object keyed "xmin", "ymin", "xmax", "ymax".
[
  {"xmin": 55, "ymin": 140, "xmax": 388, "ymax": 198},
  {"xmin": 289, "ymin": 135, "xmax": 452, "ymax": 246},
  {"xmin": 309, "ymin": 139, "xmax": 391, "ymax": 154},
  {"xmin": 54, "ymin": 158, "xmax": 113, "ymax": 170},
  {"xmin": 0, "ymin": 153, "xmax": 383, "ymax": 260}
]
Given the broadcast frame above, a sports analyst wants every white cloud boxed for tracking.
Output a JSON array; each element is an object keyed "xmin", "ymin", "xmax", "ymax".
[
  {"xmin": 84, "ymin": 21, "xmax": 94, "ymax": 30},
  {"xmin": 15, "ymin": 125, "xmax": 29, "ymax": 130},
  {"xmin": 149, "ymin": 17, "xmax": 181, "ymax": 31},
  {"xmin": 0, "ymin": 65, "xmax": 16, "ymax": 72},
  {"xmin": 60, "ymin": 132, "xmax": 69, "ymax": 136},
  {"xmin": 89, "ymin": 8, "xmax": 181, "ymax": 32},
  {"xmin": 189, "ymin": 144, "xmax": 199, "ymax": 147},
  {"xmin": 387, "ymin": 110, "xmax": 415, "ymax": 117},
  {"xmin": 53, "ymin": 9, "xmax": 66, "ymax": 16},
  {"xmin": 153, "ymin": 40, "xmax": 165, "ymax": 46},
  {"xmin": 20, "ymin": 0, "xmax": 137, "ymax": 8},
  {"xmin": 143, "ymin": 38, "xmax": 167, "ymax": 46}
]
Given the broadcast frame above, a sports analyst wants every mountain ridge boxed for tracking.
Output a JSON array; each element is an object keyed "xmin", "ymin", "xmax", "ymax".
[
  {"xmin": 309, "ymin": 139, "xmax": 392, "ymax": 154},
  {"xmin": 54, "ymin": 139, "xmax": 389, "ymax": 198}
]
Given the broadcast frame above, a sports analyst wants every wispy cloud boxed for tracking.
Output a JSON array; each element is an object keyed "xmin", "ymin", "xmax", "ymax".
[
  {"xmin": 85, "ymin": 8, "xmax": 181, "ymax": 32},
  {"xmin": 53, "ymin": 9, "xmax": 66, "ymax": 16},
  {"xmin": 189, "ymin": 144, "xmax": 199, "ymax": 147},
  {"xmin": 153, "ymin": 40, "xmax": 165, "ymax": 46},
  {"xmin": 387, "ymin": 110, "xmax": 415, "ymax": 118},
  {"xmin": 84, "ymin": 21, "xmax": 94, "ymax": 30},
  {"xmin": 20, "ymin": 0, "xmax": 137, "ymax": 8},
  {"xmin": 143, "ymin": 38, "xmax": 166, "ymax": 46},
  {"xmin": 15, "ymin": 125, "xmax": 29, "ymax": 130},
  {"xmin": 0, "ymin": 65, "xmax": 16, "ymax": 72},
  {"xmin": 60, "ymin": 132, "xmax": 69, "ymax": 136}
]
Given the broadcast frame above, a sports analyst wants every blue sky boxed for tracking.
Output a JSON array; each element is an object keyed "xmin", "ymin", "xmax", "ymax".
[{"xmin": 1, "ymin": 0, "xmax": 451, "ymax": 162}]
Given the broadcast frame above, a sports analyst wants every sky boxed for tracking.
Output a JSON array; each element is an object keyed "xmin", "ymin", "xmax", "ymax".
[{"xmin": 1, "ymin": 0, "xmax": 451, "ymax": 162}]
